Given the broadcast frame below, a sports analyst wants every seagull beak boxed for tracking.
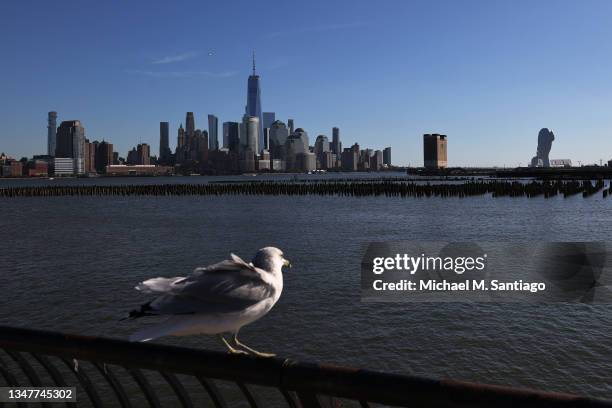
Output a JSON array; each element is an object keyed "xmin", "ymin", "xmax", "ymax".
[{"xmin": 283, "ymin": 259, "xmax": 292, "ymax": 268}]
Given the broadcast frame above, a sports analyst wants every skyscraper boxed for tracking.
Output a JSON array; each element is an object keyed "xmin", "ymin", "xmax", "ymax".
[
  {"xmin": 284, "ymin": 128, "xmax": 314, "ymax": 172},
  {"xmin": 263, "ymin": 112, "xmax": 276, "ymax": 130},
  {"xmin": 373, "ymin": 150, "xmax": 383, "ymax": 170},
  {"xmin": 126, "ymin": 143, "xmax": 150, "ymax": 165},
  {"xmin": 177, "ymin": 124, "xmax": 185, "ymax": 149},
  {"xmin": 262, "ymin": 113, "xmax": 275, "ymax": 151},
  {"xmin": 423, "ymin": 134, "xmax": 447, "ymax": 169},
  {"xmin": 47, "ymin": 111, "xmax": 57, "ymax": 156},
  {"xmin": 263, "ymin": 128, "xmax": 270, "ymax": 151},
  {"xmin": 244, "ymin": 116, "xmax": 259, "ymax": 153},
  {"xmin": 137, "ymin": 143, "xmax": 151, "ymax": 165},
  {"xmin": 95, "ymin": 141, "xmax": 113, "ymax": 173},
  {"xmin": 246, "ymin": 52, "xmax": 263, "ymax": 152},
  {"xmin": 314, "ymin": 135, "xmax": 330, "ymax": 169},
  {"xmin": 175, "ymin": 124, "xmax": 187, "ymax": 163},
  {"xmin": 185, "ymin": 112, "xmax": 195, "ymax": 138},
  {"xmin": 383, "ymin": 147, "xmax": 392, "ymax": 166},
  {"xmin": 341, "ymin": 148, "xmax": 358, "ymax": 171},
  {"xmin": 222, "ymin": 122, "xmax": 229, "ymax": 149},
  {"xmin": 314, "ymin": 135, "xmax": 330, "ymax": 156},
  {"xmin": 55, "ymin": 120, "xmax": 85, "ymax": 174},
  {"xmin": 269, "ymin": 120, "xmax": 288, "ymax": 159},
  {"xmin": 208, "ymin": 115, "xmax": 219, "ymax": 151},
  {"xmin": 84, "ymin": 140, "xmax": 96, "ymax": 173},
  {"xmin": 332, "ymin": 127, "xmax": 341, "ymax": 155},
  {"xmin": 223, "ymin": 121, "xmax": 240, "ymax": 153},
  {"xmin": 288, "ymin": 119, "xmax": 295, "ymax": 135},
  {"xmin": 159, "ymin": 122, "xmax": 171, "ymax": 162},
  {"xmin": 239, "ymin": 115, "xmax": 247, "ymax": 152}
]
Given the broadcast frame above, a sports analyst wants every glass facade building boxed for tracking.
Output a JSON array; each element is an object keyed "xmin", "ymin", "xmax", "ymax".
[
  {"xmin": 246, "ymin": 54, "xmax": 263, "ymax": 152},
  {"xmin": 47, "ymin": 111, "xmax": 57, "ymax": 156},
  {"xmin": 159, "ymin": 122, "xmax": 171, "ymax": 162},
  {"xmin": 55, "ymin": 120, "xmax": 85, "ymax": 175},
  {"xmin": 208, "ymin": 115, "xmax": 219, "ymax": 151}
]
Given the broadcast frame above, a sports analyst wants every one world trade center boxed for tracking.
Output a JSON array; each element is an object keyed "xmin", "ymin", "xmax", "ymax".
[{"xmin": 246, "ymin": 52, "xmax": 264, "ymax": 153}]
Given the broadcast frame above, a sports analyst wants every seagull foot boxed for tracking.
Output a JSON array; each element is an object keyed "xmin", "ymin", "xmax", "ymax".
[
  {"xmin": 219, "ymin": 334, "xmax": 249, "ymax": 355},
  {"xmin": 231, "ymin": 333, "xmax": 276, "ymax": 358},
  {"xmin": 251, "ymin": 351, "xmax": 276, "ymax": 358},
  {"xmin": 228, "ymin": 348, "xmax": 249, "ymax": 355}
]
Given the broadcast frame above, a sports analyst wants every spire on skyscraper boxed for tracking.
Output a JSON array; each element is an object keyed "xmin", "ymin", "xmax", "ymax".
[{"xmin": 252, "ymin": 50, "xmax": 256, "ymax": 76}]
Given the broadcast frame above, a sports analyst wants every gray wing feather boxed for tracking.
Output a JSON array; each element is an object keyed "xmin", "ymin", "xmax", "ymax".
[{"xmin": 145, "ymin": 256, "xmax": 273, "ymax": 315}]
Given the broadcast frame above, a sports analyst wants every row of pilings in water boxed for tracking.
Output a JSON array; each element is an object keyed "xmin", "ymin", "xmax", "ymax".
[{"xmin": 0, "ymin": 180, "xmax": 610, "ymax": 198}]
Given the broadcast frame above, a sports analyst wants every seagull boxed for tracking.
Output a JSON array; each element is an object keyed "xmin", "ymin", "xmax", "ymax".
[{"xmin": 125, "ymin": 247, "xmax": 290, "ymax": 357}]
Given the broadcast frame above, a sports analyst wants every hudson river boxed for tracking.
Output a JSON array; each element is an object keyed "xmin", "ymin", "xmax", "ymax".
[{"xmin": 1, "ymin": 173, "xmax": 611, "ymax": 400}]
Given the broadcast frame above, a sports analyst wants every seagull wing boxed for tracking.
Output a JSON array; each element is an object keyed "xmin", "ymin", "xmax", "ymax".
[{"xmin": 133, "ymin": 255, "xmax": 275, "ymax": 316}]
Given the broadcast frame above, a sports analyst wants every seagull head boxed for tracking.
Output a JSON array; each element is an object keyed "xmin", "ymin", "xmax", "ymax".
[{"xmin": 252, "ymin": 247, "xmax": 291, "ymax": 272}]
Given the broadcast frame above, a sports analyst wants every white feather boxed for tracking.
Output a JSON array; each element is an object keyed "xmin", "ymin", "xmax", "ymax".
[{"xmin": 135, "ymin": 277, "xmax": 184, "ymax": 294}]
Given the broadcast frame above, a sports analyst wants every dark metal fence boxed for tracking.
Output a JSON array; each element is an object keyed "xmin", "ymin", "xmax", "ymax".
[{"xmin": 0, "ymin": 325, "xmax": 610, "ymax": 407}]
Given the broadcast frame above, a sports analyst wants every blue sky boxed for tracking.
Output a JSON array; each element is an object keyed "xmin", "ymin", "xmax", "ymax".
[{"xmin": 2, "ymin": 0, "xmax": 612, "ymax": 166}]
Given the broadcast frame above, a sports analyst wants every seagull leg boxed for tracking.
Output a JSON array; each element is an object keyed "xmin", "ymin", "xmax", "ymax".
[
  {"xmin": 233, "ymin": 332, "xmax": 276, "ymax": 358},
  {"xmin": 218, "ymin": 334, "xmax": 248, "ymax": 355}
]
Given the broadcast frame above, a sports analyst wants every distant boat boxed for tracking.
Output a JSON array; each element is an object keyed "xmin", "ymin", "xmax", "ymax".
[{"xmin": 48, "ymin": 177, "xmax": 54, "ymax": 180}]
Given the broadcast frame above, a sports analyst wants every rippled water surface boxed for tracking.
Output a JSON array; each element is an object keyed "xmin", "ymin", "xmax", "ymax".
[{"xmin": 1, "ymin": 173, "xmax": 611, "ymax": 400}]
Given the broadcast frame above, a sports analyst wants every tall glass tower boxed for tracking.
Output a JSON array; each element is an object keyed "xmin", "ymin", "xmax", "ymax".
[
  {"xmin": 47, "ymin": 111, "xmax": 57, "ymax": 156},
  {"xmin": 159, "ymin": 122, "xmax": 171, "ymax": 162},
  {"xmin": 208, "ymin": 114, "xmax": 219, "ymax": 151},
  {"xmin": 185, "ymin": 112, "xmax": 195, "ymax": 138},
  {"xmin": 246, "ymin": 52, "xmax": 263, "ymax": 153}
]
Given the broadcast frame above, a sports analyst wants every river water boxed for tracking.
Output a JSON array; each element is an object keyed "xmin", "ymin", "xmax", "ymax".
[{"xmin": 1, "ymin": 173, "xmax": 611, "ymax": 401}]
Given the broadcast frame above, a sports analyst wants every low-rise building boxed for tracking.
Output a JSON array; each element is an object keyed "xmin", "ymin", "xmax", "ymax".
[
  {"xmin": 549, "ymin": 159, "xmax": 572, "ymax": 168},
  {"xmin": 105, "ymin": 165, "xmax": 174, "ymax": 176},
  {"xmin": 257, "ymin": 160, "xmax": 271, "ymax": 171},
  {"xmin": 27, "ymin": 160, "xmax": 49, "ymax": 177},
  {"xmin": 54, "ymin": 158, "xmax": 74, "ymax": 176},
  {"xmin": 1, "ymin": 161, "xmax": 23, "ymax": 177},
  {"xmin": 271, "ymin": 159, "xmax": 284, "ymax": 171}
]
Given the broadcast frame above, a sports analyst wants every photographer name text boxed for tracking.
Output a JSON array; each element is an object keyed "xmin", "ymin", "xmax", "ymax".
[{"xmin": 372, "ymin": 279, "xmax": 546, "ymax": 293}]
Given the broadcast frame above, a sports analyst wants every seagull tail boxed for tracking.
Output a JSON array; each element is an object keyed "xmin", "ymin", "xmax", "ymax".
[
  {"xmin": 129, "ymin": 321, "xmax": 172, "ymax": 342},
  {"xmin": 129, "ymin": 327, "xmax": 156, "ymax": 342},
  {"xmin": 129, "ymin": 317, "xmax": 188, "ymax": 342}
]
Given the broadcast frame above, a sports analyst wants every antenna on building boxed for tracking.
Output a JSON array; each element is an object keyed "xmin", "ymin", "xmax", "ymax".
[{"xmin": 252, "ymin": 50, "xmax": 256, "ymax": 75}]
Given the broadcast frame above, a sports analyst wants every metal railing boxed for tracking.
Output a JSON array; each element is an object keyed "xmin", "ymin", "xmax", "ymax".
[{"xmin": 0, "ymin": 325, "xmax": 611, "ymax": 407}]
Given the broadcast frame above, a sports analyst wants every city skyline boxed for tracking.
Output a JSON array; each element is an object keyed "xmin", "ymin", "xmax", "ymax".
[
  {"xmin": 3, "ymin": 0, "xmax": 612, "ymax": 166},
  {"xmin": 29, "ymin": 53, "xmax": 392, "ymax": 176},
  {"xmin": 33, "ymin": 56, "xmax": 373, "ymax": 168}
]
